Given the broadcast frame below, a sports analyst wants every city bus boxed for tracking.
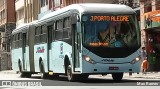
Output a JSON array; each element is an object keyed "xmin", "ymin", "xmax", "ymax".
[{"xmin": 11, "ymin": 3, "xmax": 141, "ymax": 81}]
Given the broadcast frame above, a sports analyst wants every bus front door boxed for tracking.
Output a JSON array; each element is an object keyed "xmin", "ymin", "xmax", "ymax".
[
  {"xmin": 22, "ymin": 33, "xmax": 27, "ymax": 70},
  {"xmin": 72, "ymin": 23, "xmax": 81, "ymax": 72}
]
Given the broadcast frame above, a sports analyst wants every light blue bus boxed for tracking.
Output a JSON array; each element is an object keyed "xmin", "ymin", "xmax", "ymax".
[{"xmin": 11, "ymin": 3, "xmax": 141, "ymax": 81}]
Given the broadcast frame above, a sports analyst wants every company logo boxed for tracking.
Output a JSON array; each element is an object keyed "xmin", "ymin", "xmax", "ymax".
[
  {"xmin": 36, "ymin": 46, "xmax": 45, "ymax": 53},
  {"xmin": 101, "ymin": 59, "xmax": 114, "ymax": 62}
]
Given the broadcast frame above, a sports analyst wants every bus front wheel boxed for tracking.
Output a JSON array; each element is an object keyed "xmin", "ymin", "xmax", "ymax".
[
  {"xmin": 67, "ymin": 65, "xmax": 76, "ymax": 81},
  {"xmin": 112, "ymin": 73, "xmax": 123, "ymax": 81}
]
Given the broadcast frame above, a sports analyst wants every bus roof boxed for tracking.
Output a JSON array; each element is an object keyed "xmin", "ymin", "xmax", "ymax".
[
  {"xmin": 12, "ymin": 24, "xmax": 29, "ymax": 35},
  {"xmin": 40, "ymin": 3, "xmax": 135, "ymax": 20},
  {"xmin": 12, "ymin": 4, "xmax": 135, "ymax": 35},
  {"xmin": 134, "ymin": 7, "xmax": 140, "ymax": 11},
  {"xmin": 12, "ymin": 20, "xmax": 39, "ymax": 35}
]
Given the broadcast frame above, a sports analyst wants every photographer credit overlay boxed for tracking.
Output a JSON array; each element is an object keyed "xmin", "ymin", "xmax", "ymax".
[
  {"xmin": 1, "ymin": 80, "xmax": 43, "ymax": 86},
  {"xmin": 0, "ymin": 80, "xmax": 160, "ymax": 86}
]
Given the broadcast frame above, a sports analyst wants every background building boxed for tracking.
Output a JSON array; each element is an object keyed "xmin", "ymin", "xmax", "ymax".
[
  {"xmin": 38, "ymin": 0, "xmax": 118, "ymax": 19},
  {"xmin": 15, "ymin": 0, "xmax": 40, "ymax": 26},
  {"xmin": 0, "ymin": 0, "xmax": 16, "ymax": 70},
  {"xmin": 113, "ymin": 0, "xmax": 140, "ymax": 8},
  {"xmin": 140, "ymin": 0, "xmax": 160, "ymax": 71}
]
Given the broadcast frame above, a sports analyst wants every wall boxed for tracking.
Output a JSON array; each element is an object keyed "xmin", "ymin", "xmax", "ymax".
[{"xmin": 7, "ymin": 0, "xmax": 16, "ymax": 23}]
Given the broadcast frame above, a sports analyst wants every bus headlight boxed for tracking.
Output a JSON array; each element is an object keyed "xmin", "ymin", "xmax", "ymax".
[
  {"xmin": 130, "ymin": 56, "xmax": 141, "ymax": 64},
  {"xmin": 85, "ymin": 57, "xmax": 90, "ymax": 61},
  {"xmin": 83, "ymin": 55, "xmax": 96, "ymax": 64}
]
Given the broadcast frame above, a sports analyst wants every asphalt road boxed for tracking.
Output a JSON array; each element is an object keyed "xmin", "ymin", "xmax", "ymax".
[{"xmin": 0, "ymin": 72, "xmax": 160, "ymax": 86}]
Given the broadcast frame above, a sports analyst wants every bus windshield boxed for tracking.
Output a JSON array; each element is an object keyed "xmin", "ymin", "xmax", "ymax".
[{"xmin": 82, "ymin": 14, "xmax": 140, "ymax": 48}]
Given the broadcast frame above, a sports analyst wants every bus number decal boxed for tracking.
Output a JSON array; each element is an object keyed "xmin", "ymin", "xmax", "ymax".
[
  {"xmin": 36, "ymin": 46, "xmax": 45, "ymax": 53},
  {"xmin": 59, "ymin": 43, "xmax": 64, "ymax": 59},
  {"xmin": 60, "ymin": 43, "xmax": 63, "ymax": 54}
]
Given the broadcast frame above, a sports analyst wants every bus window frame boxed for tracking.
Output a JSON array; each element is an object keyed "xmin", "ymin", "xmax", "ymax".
[
  {"xmin": 41, "ymin": 25, "xmax": 47, "ymax": 43},
  {"xmin": 55, "ymin": 19, "xmax": 63, "ymax": 41}
]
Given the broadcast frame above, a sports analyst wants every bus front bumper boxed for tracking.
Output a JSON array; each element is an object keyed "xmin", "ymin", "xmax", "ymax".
[{"xmin": 81, "ymin": 61, "xmax": 141, "ymax": 74}]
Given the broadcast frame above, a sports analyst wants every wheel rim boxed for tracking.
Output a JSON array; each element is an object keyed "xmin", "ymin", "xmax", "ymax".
[
  {"xmin": 40, "ymin": 63, "xmax": 44, "ymax": 78},
  {"xmin": 67, "ymin": 66, "xmax": 72, "ymax": 80},
  {"xmin": 19, "ymin": 62, "xmax": 22, "ymax": 73},
  {"xmin": 41, "ymin": 71, "xmax": 43, "ymax": 78}
]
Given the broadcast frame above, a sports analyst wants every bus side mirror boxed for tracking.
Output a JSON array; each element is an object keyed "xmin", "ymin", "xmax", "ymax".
[{"xmin": 71, "ymin": 14, "xmax": 80, "ymax": 24}]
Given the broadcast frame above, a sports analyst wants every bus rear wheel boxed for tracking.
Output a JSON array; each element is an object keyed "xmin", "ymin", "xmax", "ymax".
[
  {"xmin": 18, "ymin": 61, "xmax": 22, "ymax": 73},
  {"xmin": 19, "ymin": 61, "xmax": 31, "ymax": 78},
  {"xmin": 19, "ymin": 61, "xmax": 25, "ymax": 77},
  {"xmin": 19, "ymin": 63, "xmax": 25, "ymax": 78},
  {"xmin": 20, "ymin": 72, "xmax": 31, "ymax": 78},
  {"xmin": 112, "ymin": 73, "xmax": 123, "ymax": 81}
]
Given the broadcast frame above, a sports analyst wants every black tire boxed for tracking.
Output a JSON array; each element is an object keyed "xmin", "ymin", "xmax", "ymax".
[
  {"xmin": 40, "ymin": 61, "xmax": 48, "ymax": 79},
  {"xmin": 20, "ymin": 72, "xmax": 31, "ymax": 78},
  {"xmin": 26, "ymin": 73, "xmax": 31, "ymax": 78},
  {"xmin": 19, "ymin": 61, "xmax": 25, "ymax": 78},
  {"xmin": 50, "ymin": 74, "xmax": 59, "ymax": 79},
  {"xmin": 80, "ymin": 74, "xmax": 89, "ymax": 80},
  {"xmin": 19, "ymin": 61, "xmax": 31, "ymax": 78},
  {"xmin": 18, "ymin": 61, "xmax": 22, "ymax": 73},
  {"xmin": 67, "ymin": 65, "xmax": 77, "ymax": 81},
  {"xmin": 77, "ymin": 74, "xmax": 89, "ymax": 81},
  {"xmin": 20, "ymin": 72, "xmax": 25, "ymax": 78},
  {"xmin": 112, "ymin": 73, "xmax": 123, "ymax": 81}
]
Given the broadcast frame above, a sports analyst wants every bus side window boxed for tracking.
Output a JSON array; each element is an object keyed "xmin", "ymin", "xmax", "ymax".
[
  {"xmin": 63, "ymin": 17, "xmax": 71, "ymax": 44},
  {"xmin": 13, "ymin": 34, "xmax": 16, "ymax": 48},
  {"xmin": 41, "ymin": 25, "xmax": 47, "ymax": 43},
  {"xmin": 16, "ymin": 33, "xmax": 18, "ymax": 48},
  {"xmin": 47, "ymin": 25, "xmax": 52, "ymax": 43},
  {"xmin": 17, "ymin": 33, "xmax": 19, "ymax": 48},
  {"xmin": 26, "ymin": 32, "xmax": 29, "ymax": 46},
  {"xmin": 52, "ymin": 22, "xmax": 55, "ymax": 41},
  {"xmin": 19, "ymin": 33, "xmax": 22, "ymax": 48},
  {"xmin": 35, "ymin": 27, "xmax": 37, "ymax": 44},
  {"xmin": 35, "ymin": 27, "xmax": 39, "ymax": 44},
  {"xmin": 55, "ymin": 20, "xmax": 63, "ymax": 40},
  {"xmin": 12, "ymin": 35, "xmax": 14, "ymax": 49}
]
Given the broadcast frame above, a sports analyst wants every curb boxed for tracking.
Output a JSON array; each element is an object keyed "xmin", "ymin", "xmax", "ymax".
[
  {"xmin": 124, "ymin": 72, "xmax": 160, "ymax": 79},
  {"xmin": 0, "ymin": 70, "xmax": 16, "ymax": 74},
  {"xmin": 133, "ymin": 76, "xmax": 160, "ymax": 79}
]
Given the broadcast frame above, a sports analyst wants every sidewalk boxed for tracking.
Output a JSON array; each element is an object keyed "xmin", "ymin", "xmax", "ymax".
[
  {"xmin": 125, "ymin": 72, "xmax": 160, "ymax": 79},
  {"xmin": 0, "ymin": 70, "xmax": 16, "ymax": 74},
  {"xmin": 91, "ymin": 72, "xmax": 160, "ymax": 79}
]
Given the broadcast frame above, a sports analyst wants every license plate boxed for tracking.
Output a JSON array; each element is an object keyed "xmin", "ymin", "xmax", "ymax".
[{"xmin": 109, "ymin": 67, "xmax": 119, "ymax": 70}]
